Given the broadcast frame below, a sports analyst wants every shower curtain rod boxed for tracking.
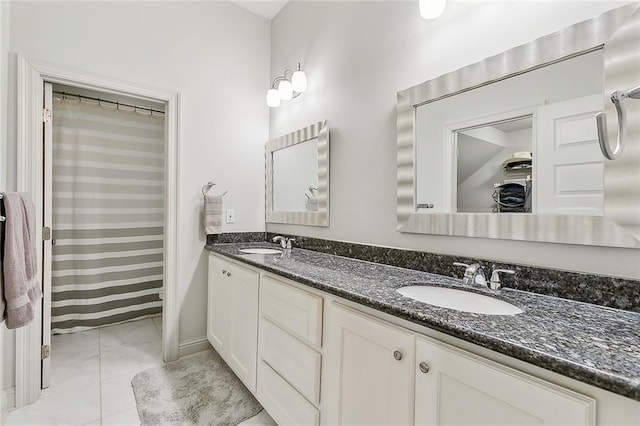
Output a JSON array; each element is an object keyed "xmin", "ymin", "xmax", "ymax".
[{"xmin": 53, "ymin": 90, "xmax": 165, "ymax": 115}]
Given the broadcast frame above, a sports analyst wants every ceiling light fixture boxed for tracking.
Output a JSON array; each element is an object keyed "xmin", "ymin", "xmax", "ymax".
[
  {"xmin": 419, "ymin": 0, "xmax": 447, "ymax": 19},
  {"xmin": 267, "ymin": 63, "xmax": 307, "ymax": 108}
]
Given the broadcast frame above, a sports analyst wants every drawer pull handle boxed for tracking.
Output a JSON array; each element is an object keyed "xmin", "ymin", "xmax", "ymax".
[
  {"xmin": 393, "ymin": 350, "xmax": 403, "ymax": 361},
  {"xmin": 419, "ymin": 362, "xmax": 430, "ymax": 374}
]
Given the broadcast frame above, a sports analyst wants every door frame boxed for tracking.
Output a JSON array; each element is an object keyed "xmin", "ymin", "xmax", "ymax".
[{"xmin": 15, "ymin": 55, "xmax": 180, "ymax": 406}]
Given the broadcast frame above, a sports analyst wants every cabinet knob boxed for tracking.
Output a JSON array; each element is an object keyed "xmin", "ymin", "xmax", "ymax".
[
  {"xmin": 226, "ymin": 272, "xmax": 231, "ymax": 277},
  {"xmin": 419, "ymin": 362, "xmax": 430, "ymax": 374},
  {"xmin": 222, "ymin": 269, "xmax": 226, "ymax": 275},
  {"xmin": 393, "ymin": 350, "xmax": 403, "ymax": 361}
]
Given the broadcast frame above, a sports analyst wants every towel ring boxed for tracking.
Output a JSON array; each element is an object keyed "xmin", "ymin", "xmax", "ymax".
[
  {"xmin": 202, "ymin": 181, "xmax": 228, "ymax": 197},
  {"xmin": 202, "ymin": 181, "xmax": 215, "ymax": 196},
  {"xmin": 596, "ymin": 84, "xmax": 640, "ymax": 160}
]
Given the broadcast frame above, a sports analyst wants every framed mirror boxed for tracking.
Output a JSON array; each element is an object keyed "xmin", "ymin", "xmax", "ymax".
[
  {"xmin": 266, "ymin": 120, "xmax": 330, "ymax": 226},
  {"xmin": 397, "ymin": 4, "xmax": 640, "ymax": 248}
]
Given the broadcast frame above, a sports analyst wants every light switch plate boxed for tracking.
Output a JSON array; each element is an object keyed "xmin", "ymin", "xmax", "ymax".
[{"xmin": 226, "ymin": 209, "xmax": 235, "ymax": 224}]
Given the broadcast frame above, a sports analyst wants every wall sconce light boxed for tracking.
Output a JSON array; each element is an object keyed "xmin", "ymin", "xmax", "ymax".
[
  {"xmin": 267, "ymin": 63, "xmax": 307, "ymax": 108},
  {"xmin": 419, "ymin": 0, "xmax": 447, "ymax": 19}
]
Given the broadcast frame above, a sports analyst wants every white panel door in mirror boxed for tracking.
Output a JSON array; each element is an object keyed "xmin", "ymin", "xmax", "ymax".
[{"xmin": 536, "ymin": 94, "xmax": 603, "ymax": 216}]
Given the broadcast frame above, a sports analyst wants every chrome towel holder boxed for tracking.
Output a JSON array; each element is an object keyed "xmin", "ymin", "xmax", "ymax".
[
  {"xmin": 596, "ymin": 84, "xmax": 640, "ymax": 160},
  {"xmin": 201, "ymin": 181, "xmax": 228, "ymax": 197}
]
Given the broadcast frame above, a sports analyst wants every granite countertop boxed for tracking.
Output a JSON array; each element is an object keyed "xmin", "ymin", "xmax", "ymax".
[{"xmin": 205, "ymin": 242, "xmax": 640, "ymax": 402}]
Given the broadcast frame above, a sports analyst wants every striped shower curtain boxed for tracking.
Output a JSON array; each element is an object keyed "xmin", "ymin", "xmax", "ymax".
[{"xmin": 51, "ymin": 97, "xmax": 164, "ymax": 334}]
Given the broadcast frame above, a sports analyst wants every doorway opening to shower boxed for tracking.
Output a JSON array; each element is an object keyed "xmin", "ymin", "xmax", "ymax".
[{"xmin": 42, "ymin": 82, "xmax": 166, "ymax": 392}]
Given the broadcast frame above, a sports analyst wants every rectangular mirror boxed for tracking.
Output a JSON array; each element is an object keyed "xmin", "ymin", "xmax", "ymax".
[
  {"xmin": 397, "ymin": 4, "xmax": 640, "ymax": 248},
  {"xmin": 266, "ymin": 120, "xmax": 329, "ymax": 226}
]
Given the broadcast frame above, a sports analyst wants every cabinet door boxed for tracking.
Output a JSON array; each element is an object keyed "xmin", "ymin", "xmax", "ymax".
[
  {"xmin": 207, "ymin": 255, "xmax": 229, "ymax": 354},
  {"xmin": 207, "ymin": 254, "xmax": 259, "ymax": 393},
  {"xmin": 325, "ymin": 303, "xmax": 415, "ymax": 426},
  {"xmin": 415, "ymin": 336, "xmax": 595, "ymax": 426},
  {"xmin": 226, "ymin": 259, "xmax": 260, "ymax": 392}
]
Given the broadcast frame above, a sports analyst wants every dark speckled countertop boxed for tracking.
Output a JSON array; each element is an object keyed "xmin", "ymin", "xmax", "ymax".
[{"xmin": 205, "ymin": 242, "xmax": 640, "ymax": 402}]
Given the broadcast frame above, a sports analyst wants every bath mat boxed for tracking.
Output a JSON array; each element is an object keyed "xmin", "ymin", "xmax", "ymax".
[{"xmin": 131, "ymin": 349, "xmax": 263, "ymax": 425}]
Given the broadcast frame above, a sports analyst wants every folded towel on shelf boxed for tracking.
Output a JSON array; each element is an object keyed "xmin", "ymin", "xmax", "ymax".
[
  {"xmin": 203, "ymin": 194, "xmax": 223, "ymax": 235},
  {"xmin": 1, "ymin": 192, "xmax": 42, "ymax": 329}
]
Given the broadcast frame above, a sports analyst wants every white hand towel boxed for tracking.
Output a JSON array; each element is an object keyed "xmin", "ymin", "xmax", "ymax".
[
  {"xmin": 204, "ymin": 194, "xmax": 223, "ymax": 235},
  {"xmin": 1, "ymin": 192, "xmax": 42, "ymax": 329}
]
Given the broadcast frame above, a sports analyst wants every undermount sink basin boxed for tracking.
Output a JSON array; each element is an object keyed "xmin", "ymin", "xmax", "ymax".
[
  {"xmin": 239, "ymin": 248, "xmax": 282, "ymax": 255},
  {"xmin": 397, "ymin": 285, "xmax": 523, "ymax": 315}
]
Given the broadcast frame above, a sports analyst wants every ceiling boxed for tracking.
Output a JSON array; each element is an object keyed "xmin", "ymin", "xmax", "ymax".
[{"xmin": 229, "ymin": 0, "xmax": 290, "ymax": 20}]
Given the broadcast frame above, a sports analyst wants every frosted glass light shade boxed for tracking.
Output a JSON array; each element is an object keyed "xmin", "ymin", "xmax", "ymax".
[
  {"xmin": 278, "ymin": 80, "xmax": 293, "ymax": 100},
  {"xmin": 291, "ymin": 70, "xmax": 307, "ymax": 93},
  {"xmin": 266, "ymin": 89, "xmax": 281, "ymax": 107},
  {"xmin": 419, "ymin": 0, "xmax": 446, "ymax": 19}
]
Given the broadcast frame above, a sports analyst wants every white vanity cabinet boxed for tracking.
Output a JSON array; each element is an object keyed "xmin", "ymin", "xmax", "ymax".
[
  {"xmin": 414, "ymin": 336, "xmax": 595, "ymax": 426},
  {"xmin": 206, "ymin": 253, "xmax": 638, "ymax": 426},
  {"xmin": 257, "ymin": 275, "xmax": 324, "ymax": 426},
  {"xmin": 325, "ymin": 302, "xmax": 595, "ymax": 426},
  {"xmin": 207, "ymin": 254, "xmax": 259, "ymax": 392},
  {"xmin": 324, "ymin": 303, "xmax": 415, "ymax": 426}
]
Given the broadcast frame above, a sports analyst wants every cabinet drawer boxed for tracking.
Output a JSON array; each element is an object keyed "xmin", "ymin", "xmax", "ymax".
[
  {"xmin": 258, "ymin": 360, "xmax": 320, "ymax": 426},
  {"xmin": 260, "ymin": 275, "xmax": 323, "ymax": 347},
  {"xmin": 210, "ymin": 255, "xmax": 258, "ymax": 284},
  {"xmin": 260, "ymin": 318, "xmax": 321, "ymax": 404}
]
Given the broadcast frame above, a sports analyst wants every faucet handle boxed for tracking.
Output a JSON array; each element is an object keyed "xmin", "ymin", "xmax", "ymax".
[
  {"xmin": 272, "ymin": 235, "xmax": 286, "ymax": 248},
  {"xmin": 453, "ymin": 262, "xmax": 476, "ymax": 285},
  {"xmin": 489, "ymin": 269, "xmax": 515, "ymax": 290},
  {"xmin": 453, "ymin": 262, "xmax": 487, "ymax": 286},
  {"xmin": 286, "ymin": 238, "xmax": 296, "ymax": 249}
]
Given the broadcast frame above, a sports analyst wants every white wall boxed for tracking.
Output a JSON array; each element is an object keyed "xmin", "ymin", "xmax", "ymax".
[
  {"xmin": 3, "ymin": 1, "xmax": 270, "ymax": 390},
  {"xmin": 267, "ymin": 1, "xmax": 640, "ymax": 280}
]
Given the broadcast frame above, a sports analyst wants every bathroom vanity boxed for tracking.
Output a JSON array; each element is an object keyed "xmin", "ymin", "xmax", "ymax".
[
  {"xmin": 216, "ymin": 10, "xmax": 640, "ymax": 424},
  {"xmin": 206, "ymin": 243, "xmax": 640, "ymax": 425}
]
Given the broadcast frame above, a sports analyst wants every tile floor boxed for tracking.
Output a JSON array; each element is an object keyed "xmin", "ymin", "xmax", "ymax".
[{"xmin": 5, "ymin": 317, "xmax": 275, "ymax": 426}]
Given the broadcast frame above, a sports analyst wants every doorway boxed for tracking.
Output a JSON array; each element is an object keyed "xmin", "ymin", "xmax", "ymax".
[
  {"xmin": 42, "ymin": 82, "xmax": 166, "ymax": 388},
  {"xmin": 15, "ymin": 56, "xmax": 179, "ymax": 407}
]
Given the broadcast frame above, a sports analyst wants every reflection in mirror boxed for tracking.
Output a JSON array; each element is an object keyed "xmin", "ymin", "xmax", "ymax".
[
  {"xmin": 272, "ymin": 137, "xmax": 319, "ymax": 212},
  {"xmin": 266, "ymin": 120, "xmax": 329, "ymax": 227},
  {"xmin": 397, "ymin": 4, "xmax": 640, "ymax": 247},
  {"xmin": 415, "ymin": 50, "xmax": 603, "ymax": 216},
  {"xmin": 456, "ymin": 117, "xmax": 533, "ymax": 213}
]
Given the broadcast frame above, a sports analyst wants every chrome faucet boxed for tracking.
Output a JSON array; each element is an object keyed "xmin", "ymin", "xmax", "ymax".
[
  {"xmin": 453, "ymin": 262, "xmax": 487, "ymax": 286},
  {"xmin": 453, "ymin": 262, "xmax": 516, "ymax": 290},
  {"xmin": 272, "ymin": 235, "xmax": 296, "ymax": 249}
]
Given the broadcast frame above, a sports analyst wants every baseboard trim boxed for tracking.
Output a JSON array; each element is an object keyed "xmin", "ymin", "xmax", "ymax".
[{"xmin": 178, "ymin": 337, "xmax": 211, "ymax": 358}]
